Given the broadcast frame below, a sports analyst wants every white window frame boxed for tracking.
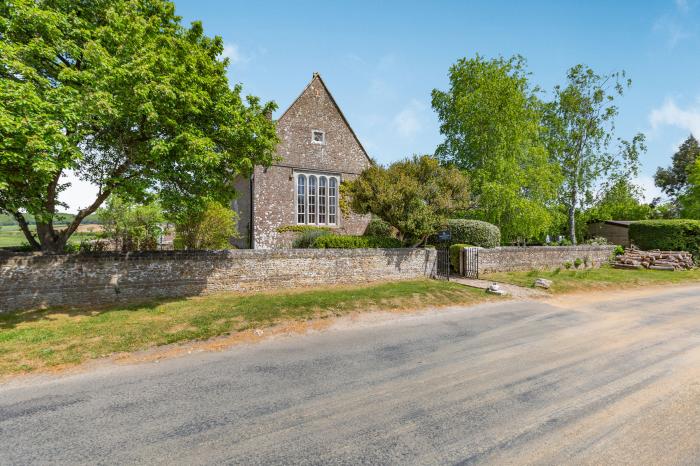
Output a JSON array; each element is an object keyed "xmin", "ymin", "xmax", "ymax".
[
  {"xmin": 295, "ymin": 171, "xmax": 340, "ymax": 226},
  {"xmin": 311, "ymin": 130, "xmax": 325, "ymax": 145}
]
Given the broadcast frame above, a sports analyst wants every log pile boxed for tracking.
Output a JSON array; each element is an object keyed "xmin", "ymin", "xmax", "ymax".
[{"xmin": 613, "ymin": 248, "xmax": 694, "ymax": 271}]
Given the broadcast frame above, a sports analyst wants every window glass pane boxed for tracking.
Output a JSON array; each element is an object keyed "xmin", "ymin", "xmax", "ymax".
[
  {"xmin": 308, "ymin": 176, "xmax": 317, "ymax": 224},
  {"xmin": 328, "ymin": 177, "xmax": 337, "ymax": 224},
  {"xmin": 319, "ymin": 177, "xmax": 327, "ymax": 224},
  {"xmin": 297, "ymin": 175, "xmax": 306, "ymax": 224}
]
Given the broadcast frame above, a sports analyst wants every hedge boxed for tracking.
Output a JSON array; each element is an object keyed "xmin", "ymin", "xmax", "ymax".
[
  {"xmin": 364, "ymin": 217, "xmax": 393, "ymax": 238},
  {"xmin": 447, "ymin": 219, "xmax": 500, "ymax": 248},
  {"xmin": 277, "ymin": 225, "xmax": 332, "ymax": 233},
  {"xmin": 449, "ymin": 243, "xmax": 472, "ymax": 272},
  {"xmin": 311, "ymin": 234, "xmax": 402, "ymax": 249},
  {"xmin": 629, "ymin": 219, "xmax": 700, "ymax": 260}
]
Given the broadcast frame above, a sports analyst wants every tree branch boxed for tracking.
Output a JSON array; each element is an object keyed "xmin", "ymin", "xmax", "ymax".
[{"xmin": 12, "ymin": 212, "xmax": 40, "ymax": 250}]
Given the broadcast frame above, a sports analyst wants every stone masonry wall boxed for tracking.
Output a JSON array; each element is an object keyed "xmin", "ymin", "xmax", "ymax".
[
  {"xmin": 474, "ymin": 245, "xmax": 616, "ymax": 274},
  {"xmin": 0, "ymin": 248, "xmax": 437, "ymax": 312}
]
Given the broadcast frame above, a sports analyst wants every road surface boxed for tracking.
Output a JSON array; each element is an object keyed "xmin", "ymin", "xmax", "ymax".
[{"xmin": 2, "ymin": 285, "xmax": 700, "ymax": 465}]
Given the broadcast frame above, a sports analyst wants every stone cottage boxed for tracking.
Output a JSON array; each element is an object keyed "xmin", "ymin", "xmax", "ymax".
[{"xmin": 232, "ymin": 73, "xmax": 372, "ymax": 249}]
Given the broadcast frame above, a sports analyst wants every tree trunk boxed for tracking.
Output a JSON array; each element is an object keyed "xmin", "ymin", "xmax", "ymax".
[
  {"xmin": 568, "ymin": 189, "xmax": 577, "ymax": 245},
  {"xmin": 13, "ymin": 212, "xmax": 41, "ymax": 250},
  {"xmin": 36, "ymin": 222, "xmax": 67, "ymax": 253}
]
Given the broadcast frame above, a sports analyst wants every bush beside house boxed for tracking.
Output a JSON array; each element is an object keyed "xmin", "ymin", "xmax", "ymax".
[{"xmin": 629, "ymin": 219, "xmax": 700, "ymax": 260}]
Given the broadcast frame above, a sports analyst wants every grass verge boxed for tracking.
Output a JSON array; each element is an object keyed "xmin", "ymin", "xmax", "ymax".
[
  {"xmin": 485, "ymin": 266, "xmax": 700, "ymax": 294},
  {"xmin": 0, "ymin": 279, "xmax": 495, "ymax": 377}
]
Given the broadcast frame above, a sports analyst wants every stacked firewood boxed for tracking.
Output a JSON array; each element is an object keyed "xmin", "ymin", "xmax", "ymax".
[{"xmin": 613, "ymin": 248, "xmax": 694, "ymax": 271}]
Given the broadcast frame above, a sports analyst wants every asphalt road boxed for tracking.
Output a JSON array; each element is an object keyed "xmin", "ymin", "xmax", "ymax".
[{"xmin": 2, "ymin": 285, "xmax": 700, "ymax": 465}]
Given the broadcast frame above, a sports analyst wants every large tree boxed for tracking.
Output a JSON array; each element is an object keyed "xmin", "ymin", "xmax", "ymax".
[
  {"xmin": 545, "ymin": 65, "xmax": 645, "ymax": 244},
  {"xmin": 654, "ymin": 134, "xmax": 700, "ymax": 202},
  {"xmin": 0, "ymin": 0, "xmax": 278, "ymax": 252},
  {"xmin": 586, "ymin": 179, "xmax": 651, "ymax": 222},
  {"xmin": 431, "ymin": 55, "xmax": 560, "ymax": 243},
  {"xmin": 348, "ymin": 155, "xmax": 470, "ymax": 247}
]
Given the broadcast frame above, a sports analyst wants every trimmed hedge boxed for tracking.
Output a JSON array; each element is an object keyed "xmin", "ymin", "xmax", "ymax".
[
  {"xmin": 292, "ymin": 229, "xmax": 332, "ymax": 248},
  {"xmin": 277, "ymin": 225, "xmax": 332, "ymax": 233},
  {"xmin": 311, "ymin": 234, "xmax": 402, "ymax": 249},
  {"xmin": 447, "ymin": 219, "xmax": 500, "ymax": 248},
  {"xmin": 629, "ymin": 219, "xmax": 700, "ymax": 260},
  {"xmin": 364, "ymin": 217, "xmax": 393, "ymax": 238},
  {"xmin": 449, "ymin": 243, "xmax": 472, "ymax": 272}
]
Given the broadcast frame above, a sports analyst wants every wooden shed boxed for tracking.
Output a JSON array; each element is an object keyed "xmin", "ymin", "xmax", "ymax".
[{"xmin": 587, "ymin": 220, "xmax": 634, "ymax": 247}]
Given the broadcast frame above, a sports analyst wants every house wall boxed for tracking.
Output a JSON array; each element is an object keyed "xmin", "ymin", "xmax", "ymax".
[
  {"xmin": 587, "ymin": 223, "xmax": 630, "ymax": 247},
  {"xmin": 251, "ymin": 75, "xmax": 371, "ymax": 249},
  {"xmin": 0, "ymin": 249, "xmax": 436, "ymax": 313},
  {"xmin": 231, "ymin": 176, "xmax": 252, "ymax": 248}
]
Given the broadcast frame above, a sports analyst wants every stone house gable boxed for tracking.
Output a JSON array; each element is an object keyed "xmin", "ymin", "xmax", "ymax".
[
  {"xmin": 232, "ymin": 73, "xmax": 372, "ymax": 249},
  {"xmin": 275, "ymin": 73, "xmax": 372, "ymax": 174}
]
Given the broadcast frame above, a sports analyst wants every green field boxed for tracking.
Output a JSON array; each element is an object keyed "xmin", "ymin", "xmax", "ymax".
[{"xmin": 0, "ymin": 225, "xmax": 99, "ymax": 248}]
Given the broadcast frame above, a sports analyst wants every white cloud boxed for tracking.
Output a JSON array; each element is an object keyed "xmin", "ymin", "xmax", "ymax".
[
  {"xmin": 222, "ymin": 43, "xmax": 249, "ymax": 65},
  {"xmin": 392, "ymin": 100, "xmax": 426, "ymax": 139},
  {"xmin": 653, "ymin": 16, "xmax": 694, "ymax": 47},
  {"xmin": 676, "ymin": 0, "xmax": 690, "ymax": 12},
  {"xmin": 649, "ymin": 98, "xmax": 700, "ymax": 138}
]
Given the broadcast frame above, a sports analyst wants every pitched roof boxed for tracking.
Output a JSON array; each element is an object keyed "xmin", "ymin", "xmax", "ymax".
[{"xmin": 277, "ymin": 72, "xmax": 372, "ymax": 163}]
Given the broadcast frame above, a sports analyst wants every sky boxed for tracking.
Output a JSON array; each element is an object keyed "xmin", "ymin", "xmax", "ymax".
[{"xmin": 61, "ymin": 0, "xmax": 700, "ymax": 211}]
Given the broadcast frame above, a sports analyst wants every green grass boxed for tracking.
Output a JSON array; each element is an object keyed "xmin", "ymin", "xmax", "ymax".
[
  {"xmin": 485, "ymin": 266, "xmax": 700, "ymax": 294},
  {"xmin": 0, "ymin": 279, "xmax": 496, "ymax": 376},
  {"xmin": 0, "ymin": 225, "xmax": 98, "ymax": 248}
]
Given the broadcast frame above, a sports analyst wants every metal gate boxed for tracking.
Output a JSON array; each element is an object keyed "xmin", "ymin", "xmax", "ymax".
[
  {"xmin": 461, "ymin": 247, "xmax": 479, "ymax": 279},
  {"xmin": 435, "ymin": 247, "xmax": 450, "ymax": 280}
]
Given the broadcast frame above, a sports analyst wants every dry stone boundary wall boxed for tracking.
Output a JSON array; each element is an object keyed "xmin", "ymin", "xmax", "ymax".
[{"xmin": 0, "ymin": 249, "xmax": 436, "ymax": 313}]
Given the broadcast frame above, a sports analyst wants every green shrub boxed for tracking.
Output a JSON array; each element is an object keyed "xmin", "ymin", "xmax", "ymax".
[
  {"xmin": 449, "ymin": 243, "xmax": 472, "ymax": 272},
  {"xmin": 364, "ymin": 217, "xmax": 393, "ymax": 238},
  {"xmin": 613, "ymin": 245, "xmax": 624, "ymax": 257},
  {"xmin": 584, "ymin": 236, "xmax": 609, "ymax": 245},
  {"xmin": 574, "ymin": 258, "xmax": 583, "ymax": 268},
  {"xmin": 447, "ymin": 219, "xmax": 500, "ymax": 248},
  {"xmin": 629, "ymin": 219, "xmax": 700, "ymax": 260},
  {"xmin": 277, "ymin": 225, "xmax": 332, "ymax": 233},
  {"xmin": 311, "ymin": 234, "xmax": 402, "ymax": 249},
  {"xmin": 293, "ymin": 229, "xmax": 332, "ymax": 248},
  {"xmin": 564, "ymin": 261, "xmax": 573, "ymax": 269}
]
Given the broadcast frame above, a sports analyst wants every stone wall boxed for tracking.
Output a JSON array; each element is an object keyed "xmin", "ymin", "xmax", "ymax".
[
  {"xmin": 472, "ymin": 245, "xmax": 616, "ymax": 274},
  {"xmin": 0, "ymin": 248, "xmax": 436, "ymax": 312}
]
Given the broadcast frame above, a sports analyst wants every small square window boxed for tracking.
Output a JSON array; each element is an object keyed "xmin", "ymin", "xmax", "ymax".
[{"xmin": 312, "ymin": 130, "xmax": 325, "ymax": 144}]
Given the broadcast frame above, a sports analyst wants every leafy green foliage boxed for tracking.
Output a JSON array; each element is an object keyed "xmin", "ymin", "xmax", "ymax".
[
  {"xmin": 613, "ymin": 245, "xmax": 624, "ymax": 257},
  {"xmin": 432, "ymin": 55, "xmax": 560, "ymax": 242},
  {"xmin": 447, "ymin": 219, "xmax": 501, "ymax": 248},
  {"xmin": 545, "ymin": 64, "xmax": 646, "ymax": 244},
  {"xmin": 629, "ymin": 219, "xmax": 700, "ymax": 260},
  {"xmin": 655, "ymin": 135, "xmax": 700, "ymax": 201},
  {"xmin": 573, "ymin": 258, "xmax": 583, "ymax": 268},
  {"xmin": 97, "ymin": 197, "xmax": 165, "ymax": 252},
  {"xmin": 292, "ymin": 229, "xmax": 332, "ymax": 248},
  {"xmin": 363, "ymin": 217, "xmax": 394, "ymax": 238},
  {"xmin": 277, "ymin": 225, "xmax": 332, "ymax": 233},
  {"xmin": 586, "ymin": 179, "xmax": 652, "ymax": 221},
  {"xmin": 0, "ymin": 0, "xmax": 278, "ymax": 252},
  {"xmin": 449, "ymin": 243, "xmax": 472, "ymax": 272},
  {"xmin": 348, "ymin": 155, "xmax": 470, "ymax": 247},
  {"xmin": 174, "ymin": 201, "xmax": 237, "ymax": 250},
  {"xmin": 310, "ymin": 234, "xmax": 402, "ymax": 249}
]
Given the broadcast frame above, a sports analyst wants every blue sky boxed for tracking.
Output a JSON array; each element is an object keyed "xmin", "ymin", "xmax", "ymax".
[{"xmin": 62, "ymin": 0, "xmax": 700, "ymax": 210}]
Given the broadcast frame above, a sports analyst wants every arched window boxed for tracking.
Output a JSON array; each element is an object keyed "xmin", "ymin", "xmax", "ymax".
[
  {"xmin": 308, "ymin": 175, "xmax": 317, "ymax": 224},
  {"xmin": 318, "ymin": 176, "xmax": 327, "ymax": 224},
  {"xmin": 297, "ymin": 175, "xmax": 306, "ymax": 224},
  {"xmin": 328, "ymin": 177, "xmax": 337, "ymax": 224}
]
